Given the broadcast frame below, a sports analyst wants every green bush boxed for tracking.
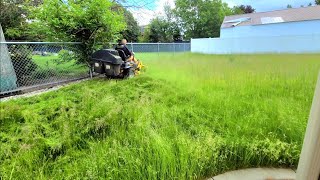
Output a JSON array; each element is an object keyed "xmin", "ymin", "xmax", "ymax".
[
  {"xmin": 10, "ymin": 45, "xmax": 38, "ymax": 86},
  {"xmin": 55, "ymin": 49, "xmax": 75, "ymax": 64}
]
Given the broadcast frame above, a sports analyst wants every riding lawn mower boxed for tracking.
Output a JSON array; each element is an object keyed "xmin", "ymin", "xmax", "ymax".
[{"xmin": 91, "ymin": 48, "xmax": 143, "ymax": 78}]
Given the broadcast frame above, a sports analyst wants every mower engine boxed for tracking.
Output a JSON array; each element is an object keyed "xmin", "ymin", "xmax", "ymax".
[{"xmin": 91, "ymin": 49, "xmax": 135, "ymax": 78}]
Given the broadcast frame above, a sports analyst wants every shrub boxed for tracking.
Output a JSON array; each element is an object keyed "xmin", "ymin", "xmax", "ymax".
[{"xmin": 10, "ymin": 45, "xmax": 38, "ymax": 86}]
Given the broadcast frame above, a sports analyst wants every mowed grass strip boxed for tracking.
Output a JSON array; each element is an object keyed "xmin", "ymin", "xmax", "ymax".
[{"xmin": 1, "ymin": 53, "xmax": 320, "ymax": 179}]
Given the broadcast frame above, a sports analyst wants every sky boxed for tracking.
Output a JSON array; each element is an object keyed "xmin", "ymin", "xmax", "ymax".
[{"xmin": 124, "ymin": 0, "xmax": 315, "ymax": 26}]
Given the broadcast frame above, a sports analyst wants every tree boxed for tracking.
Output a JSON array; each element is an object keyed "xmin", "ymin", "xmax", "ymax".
[
  {"xmin": 0, "ymin": 0, "xmax": 42, "ymax": 40},
  {"xmin": 148, "ymin": 17, "xmax": 171, "ymax": 42},
  {"xmin": 308, "ymin": 2, "xmax": 313, "ymax": 6},
  {"xmin": 174, "ymin": 0, "xmax": 232, "ymax": 39},
  {"xmin": 234, "ymin": 5, "xmax": 255, "ymax": 14},
  {"xmin": 145, "ymin": 4, "xmax": 183, "ymax": 43},
  {"xmin": 287, "ymin": 4, "xmax": 293, "ymax": 8},
  {"xmin": 120, "ymin": 8, "xmax": 140, "ymax": 42},
  {"xmin": 0, "ymin": 0, "xmax": 23, "ymax": 39},
  {"xmin": 316, "ymin": 0, "xmax": 320, "ymax": 5},
  {"xmin": 163, "ymin": 5, "xmax": 183, "ymax": 42},
  {"xmin": 138, "ymin": 26, "xmax": 150, "ymax": 42},
  {"xmin": 232, "ymin": 6, "xmax": 245, "ymax": 14},
  {"xmin": 31, "ymin": 0, "xmax": 125, "ymax": 67}
]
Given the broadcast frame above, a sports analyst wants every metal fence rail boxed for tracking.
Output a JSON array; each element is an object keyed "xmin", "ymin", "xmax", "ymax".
[
  {"xmin": 0, "ymin": 42, "xmax": 89, "ymax": 94},
  {"xmin": 0, "ymin": 42, "xmax": 191, "ymax": 95},
  {"xmin": 116, "ymin": 43, "xmax": 191, "ymax": 53}
]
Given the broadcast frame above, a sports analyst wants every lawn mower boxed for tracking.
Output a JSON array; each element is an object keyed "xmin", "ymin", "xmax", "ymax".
[{"xmin": 91, "ymin": 49, "xmax": 143, "ymax": 78}]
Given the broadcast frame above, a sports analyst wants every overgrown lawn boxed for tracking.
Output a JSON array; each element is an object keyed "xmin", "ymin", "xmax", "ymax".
[{"xmin": 1, "ymin": 53, "xmax": 320, "ymax": 179}]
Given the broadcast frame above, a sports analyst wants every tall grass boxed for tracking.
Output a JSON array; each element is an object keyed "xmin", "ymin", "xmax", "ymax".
[{"xmin": 1, "ymin": 53, "xmax": 320, "ymax": 179}]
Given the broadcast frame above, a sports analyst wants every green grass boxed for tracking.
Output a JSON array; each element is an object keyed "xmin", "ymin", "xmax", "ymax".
[
  {"xmin": 1, "ymin": 53, "xmax": 320, "ymax": 179},
  {"xmin": 32, "ymin": 55, "xmax": 87, "ymax": 76}
]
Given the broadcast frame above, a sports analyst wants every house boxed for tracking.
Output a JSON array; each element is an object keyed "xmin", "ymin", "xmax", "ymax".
[{"xmin": 220, "ymin": 6, "xmax": 320, "ymax": 38}]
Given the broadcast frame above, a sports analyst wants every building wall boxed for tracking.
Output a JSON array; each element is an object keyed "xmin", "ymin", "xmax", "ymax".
[
  {"xmin": 220, "ymin": 20, "xmax": 320, "ymax": 38},
  {"xmin": 191, "ymin": 34, "xmax": 320, "ymax": 54}
]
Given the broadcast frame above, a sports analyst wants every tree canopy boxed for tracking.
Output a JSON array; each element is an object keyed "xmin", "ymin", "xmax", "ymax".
[
  {"xmin": 233, "ymin": 5, "xmax": 255, "ymax": 14},
  {"xmin": 145, "ymin": 5, "xmax": 182, "ymax": 43},
  {"xmin": 174, "ymin": 0, "xmax": 232, "ymax": 39},
  {"xmin": 147, "ymin": 17, "xmax": 172, "ymax": 42},
  {"xmin": 0, "ymin": 0, "xmax": 42, "ymax": 40},
  {"xmin": 31, "ymin": 0, "xmax": 125, "ymax": 65},
  {"xmin": 1, "ymin": 0, "xmax": 262, "ymax": 43},
  {"xmin": 120, "ymin": 8, "xmax": 140, "ymax": 42},
  {"xmin": 239, "ymin": 5, "xmax": 255, "ymax": 14}
]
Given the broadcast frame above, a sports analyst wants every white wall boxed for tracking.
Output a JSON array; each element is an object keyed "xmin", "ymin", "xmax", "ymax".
[
  {"xmin": 191, "ymin": 34, "xmax": 320, "ymax": 54},
  {"xmin": 220, "ymin": 20, "xmax": 320, "ymax": 38}
]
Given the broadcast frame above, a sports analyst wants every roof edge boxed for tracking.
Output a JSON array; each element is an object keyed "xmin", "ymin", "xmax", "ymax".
[
  {"xmin": 221, "ymin": 18, "xmax": 320, "ymax": 29},
  {"xmin": 225, "ymin": 5, "xmax": 320, "ymax": 19}
]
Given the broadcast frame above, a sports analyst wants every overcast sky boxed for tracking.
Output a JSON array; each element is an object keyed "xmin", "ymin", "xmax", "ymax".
[{"xmin": 126, "ymin": 0, "xmax": 315, "ymax": 26}]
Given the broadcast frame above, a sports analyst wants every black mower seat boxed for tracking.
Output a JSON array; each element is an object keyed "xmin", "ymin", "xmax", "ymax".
[
  {"xmin": 117, "ymin": 50, "xmax": 130, "ymax": 61},
  {"xmin": 115, "ymin": 45, "xmax": 131, "ymax": 61}
]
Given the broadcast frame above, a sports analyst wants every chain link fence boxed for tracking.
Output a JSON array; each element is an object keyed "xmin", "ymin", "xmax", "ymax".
[
  {"xmin": 0, "ymin": 42, "xmax": 89, "ymax": 94},
  {"xmin": 124, "ymin": 43, "xmax": 191, "ymax": 53},
  {"xmin": 0, "ymin": 42, "xmax": 191, "ymax": 95}
]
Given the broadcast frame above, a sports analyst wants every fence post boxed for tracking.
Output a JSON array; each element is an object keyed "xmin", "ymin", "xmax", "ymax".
[
  {"xmin": 131, "ymin": 42, "xmax": 134, "ymax": 52},
  {"xmin": 173, "ymin": 43, "xmax": 175, "ymax": 55},
  {"xmin": 296, "ymin": 72, "xmax": 320, "ymax": 180},
  {"xmin": 157, "ymin": 43, "xmax": 160, "ymax": 56},
  {"xmin": 89, "ymin": 66, "xmax": 93, "ymax": 79}
]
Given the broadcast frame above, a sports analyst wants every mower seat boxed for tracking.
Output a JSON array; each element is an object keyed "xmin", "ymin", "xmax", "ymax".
[
  {"xmin": 117, "ymin": 49, "xmax": 130, "ymax": 61},
  {"xmin": 115, "ymin": 44, "xmax": 131, "ymax": 61}
]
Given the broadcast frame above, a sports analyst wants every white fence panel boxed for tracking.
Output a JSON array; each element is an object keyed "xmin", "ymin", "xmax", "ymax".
[{"xmin": 191, "ymin": 35, "xmax": 320, "ymax": 54}]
